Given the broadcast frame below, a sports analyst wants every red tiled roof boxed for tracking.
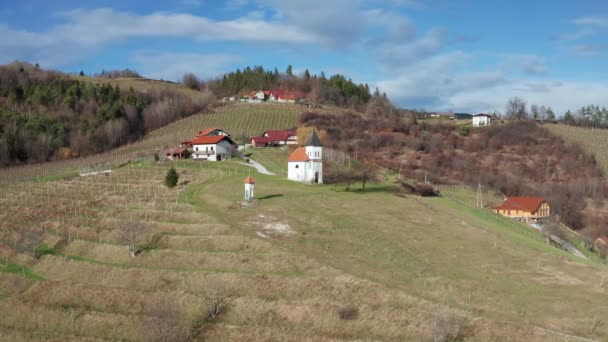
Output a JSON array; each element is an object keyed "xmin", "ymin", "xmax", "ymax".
[
  {"xmin": 166, "ymin": 147, "xmax": 188, "ymax": 154},
  {"xmin": 270, "ymin": 89, "xmax": 305, "ymax": 100},
  {"xmin": 595, "ymin": 236, "xmax": 608, "ymax": 246},
  {"xmin": 263, "ymin": 90, "xmax": 271, "ymax": 96},
  {"xmin": 244, "ymin": 176, "xmax": 256, "ymax": 184},
  {"xmin": 197, "ymin": 127, "xmax": 222, "ymax": 136},
  {"xmin": 493, "ymin": 197, "xmax": 547, "ymax": 212},
  {"xmin": 190, "ymin": 135, "xmax": 227, "ymax": 145},
  {"xmin": 251, "ymin": 136, "xmax": 274, "ymax": 144},
  {"xmin": 288, "ymin": 147, "xmax": 310, "ymax": 162},
  {"xmin": 264, "ymin": 129, "xmax": 296, "ymax": 141}
]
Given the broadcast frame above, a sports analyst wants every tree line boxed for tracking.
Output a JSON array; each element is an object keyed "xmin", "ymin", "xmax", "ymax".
[
  {"xmin": 183, "ymin": 65, "xmax": 374, "ymax": 110},
  {"xmin": 0, "ymin": 62, "xmax": 212, "ymax": 166}
]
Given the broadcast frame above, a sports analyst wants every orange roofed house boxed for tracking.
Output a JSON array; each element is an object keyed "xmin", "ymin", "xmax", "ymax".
[{"xmin": 492, "ymin": 197, "xmax": 551, "ymax": 223}]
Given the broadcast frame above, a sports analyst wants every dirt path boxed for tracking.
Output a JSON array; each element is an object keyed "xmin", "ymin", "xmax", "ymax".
[{"xmin": 236, "ymin": 160, "xmax": 276, "ymax": 176}]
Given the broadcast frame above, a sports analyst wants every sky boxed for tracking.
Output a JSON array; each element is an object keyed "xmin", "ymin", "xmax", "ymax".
[{"xmin": 0, "ymin": 0, "xmax": 607, "ymax": 113}]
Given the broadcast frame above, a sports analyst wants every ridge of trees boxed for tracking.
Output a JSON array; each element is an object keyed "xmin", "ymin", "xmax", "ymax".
[
  {"xmin": 184, "ymin": 65, "xmax": 375, "ymax": 110},
  {"xmin": 0, "ymin": 62, "xmax": 212, "ymax": 166}
]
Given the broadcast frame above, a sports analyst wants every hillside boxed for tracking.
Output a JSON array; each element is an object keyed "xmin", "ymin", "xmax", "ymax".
[
  {"xmin": 545, "ymin": 123, "xmax": 608, "ymax": 174},
  {"xmin": 0, "ymin": 62, "xmax": 213, "ymax": 167},
  {"xmin": 1, "ymin": 151, "xmax": 608, "ymax": 340}
]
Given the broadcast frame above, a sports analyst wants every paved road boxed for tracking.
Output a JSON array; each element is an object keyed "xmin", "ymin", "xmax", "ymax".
[{"xmin": 236, "ymin": 160, "xmax": 276, "ymax": 176}]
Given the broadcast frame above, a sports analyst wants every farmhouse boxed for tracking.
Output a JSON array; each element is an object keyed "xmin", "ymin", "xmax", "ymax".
[
  {"xmin": 473, "ymin": 114, "xmax": 492, "ymax": 127},
  {"xmin": 287, "ymin": 129, "xmax": 323, "ymax": 184},
  {"xmin": 190, "ymin": 135, "xmax": 236, "ymax": 161},
  {"xmin": 250, "ymin": 129, "xmax": 298, "ymax": 147},
  {"xmin": 492, "ymin": 197, "xmax": 550, "ymax": 223},
  {"xmin": 180, "ymin": 128, "xmax": 230, "ymax": 147},
  {"xmin": 269, "ymin": 89, "xmax": 305, "ymax": 103}
]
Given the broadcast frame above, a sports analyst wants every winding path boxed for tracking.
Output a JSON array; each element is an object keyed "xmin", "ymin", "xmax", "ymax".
[{"xmin": 236, "ymin": 160, "xmax": 276, "ymax": 176}]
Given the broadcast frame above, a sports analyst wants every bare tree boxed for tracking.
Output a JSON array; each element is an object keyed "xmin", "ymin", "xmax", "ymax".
[
  {"xmin": 181, "ymin": 73, "xmax": 200, "ymax": 90},
  {"xmin": 358, "ymin": 160, "xmax": 378, "ymax": 191},
  {"xmin": 120, "ymin": 222, "xmax": 149, "ymax": 257},
  {"xmin": 144, "ymin": 296, "xmax": 192, "ymax": 342},
  {"xmin": 15, "ymin": 227, "xmax": 44, "ymax": 260},
  {"xmin": 308, "ymin": 78, "xmax": 321, "ymax": 108},
  {"xmin": 505, "ymin": 97, "xmax": 528, "ymax": 120}
]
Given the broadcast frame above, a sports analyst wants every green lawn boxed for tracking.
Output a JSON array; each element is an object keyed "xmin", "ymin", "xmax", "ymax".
[{"xmin": 190, "ymin": 165, "xmax": 608, "ymax": 339}]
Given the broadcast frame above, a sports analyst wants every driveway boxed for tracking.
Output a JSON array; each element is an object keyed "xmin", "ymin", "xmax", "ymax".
[{"xmin": 236, "ymin": 159, "xmax": 276, "ymax": 176}]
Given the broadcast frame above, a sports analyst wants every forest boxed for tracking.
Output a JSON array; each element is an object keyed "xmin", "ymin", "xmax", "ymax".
[
  {"xmin": 0, "ymin": 62, "xmax": 212, "ymax": 166},
  {"xmin": 300, "ymin": 109, "xmax": 606, "ymax": 236},
  {"xmin": 190, "ymin": 65, "xmax": 374, "ymax": 110}
]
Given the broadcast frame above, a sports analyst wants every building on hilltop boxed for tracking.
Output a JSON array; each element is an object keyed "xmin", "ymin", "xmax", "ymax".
[
  {"xmin": 492, "ymin": 197, "xmax": 550, "ymax": 223},
  {"xmin": 473, "ymin": 114, "xmax": 492, "ymax": 127},
  {"xmin": 180, "ymin": 127, "xmax": 236, "ymax": 161},
  {"xmin": 287, "ymin": 129, "xmax": 323, "ymax": 184}
]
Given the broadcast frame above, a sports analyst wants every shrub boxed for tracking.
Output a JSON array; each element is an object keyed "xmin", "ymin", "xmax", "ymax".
[
  {"xmin": 165, "ymin": 167, "xmax": 179, "ymax": 188},
  {"xmin": 430, "ymin": 309, "xmax": 474, "ymax": 342},
  {"xmin": 459, "ymin": 126, "xmax": 470, "ymax": 137},
  {"xmin": 336, "ymin": 305, "xmax": 359, "ymax": 320},
  {"xmin": 204, "ymin": 293, "xmax": 225, "ymax": 319},
  {"xmin": 154, "ymin": 153, "xmax": 160, "ymax": 161},
  {"xmin": 414, "ymin": 182, "xmax": 440, "ymax": 197}
]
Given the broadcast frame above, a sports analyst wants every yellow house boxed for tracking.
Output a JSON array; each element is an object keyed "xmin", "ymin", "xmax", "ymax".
[{"xmin": 492, "ymin": 197, "xmax": 550, "ymax": 223}]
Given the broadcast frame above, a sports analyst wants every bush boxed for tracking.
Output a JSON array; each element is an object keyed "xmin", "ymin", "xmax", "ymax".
[
  {"xmin": 414, "ymin": 182, "xmax": 440, "ymax": 197},
  {"xmin": 336, "ymin": 305, "xmax": 359, "ymax": 320},
  {"xmin": 165, "ymin": 167, "xmax": 179, "ymax": 188},
  {"xmin": 430, "ymin": 309, "xmax": 474, "ymax": 342},
  {"xmin": 459, "ymin": 126, "xmax": 470, "ymax": 137},
  {"xmin": 154, "ymin": 153, "xmax": 160, "ymax": 161}
]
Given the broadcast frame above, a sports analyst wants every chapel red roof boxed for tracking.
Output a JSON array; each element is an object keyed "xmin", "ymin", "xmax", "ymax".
[
  {"xmin": 493, "ymin": 197, "xmax": 547, "ymax": 212},
  {"xmin": 287, "ymin": 147, "xmax": 310, "ymax": 162},
  {"xmin": 244, "ymin": 176, "xmax": 256, "ymax": 184}
]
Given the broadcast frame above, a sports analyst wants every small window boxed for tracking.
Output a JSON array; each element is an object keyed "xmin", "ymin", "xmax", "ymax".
[
  {"xmin": 295, "ymin": 165, "xmax": 299, "ymax": 168},
  {"xmin": 195, "ymin": 147, "xmax": 198, "ymax": 151}
]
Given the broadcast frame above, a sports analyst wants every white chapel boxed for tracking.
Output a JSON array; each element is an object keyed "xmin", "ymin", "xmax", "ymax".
[{"xmin": 287, "ymin": 129, "xmax": 323, "ymax": 184}]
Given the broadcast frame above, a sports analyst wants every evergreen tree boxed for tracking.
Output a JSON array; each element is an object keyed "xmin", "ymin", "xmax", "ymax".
[
  {"xmin": 165, "ymin": 167, "xmax": 179, "ymax": 188},
  {"xmin": 79, "ymin": 70, "xmax": 85, "ymax": 76},
  {"xmin": 563, "ymin": 110, "xmax": 574, "ymax": 124},
  {"xmin": 286, "ymin": 65, "xmax": 293, "ymax": 77},
  {"xmin": 546, "ymin": 107, "xmax": 555, "ymax": 121}
]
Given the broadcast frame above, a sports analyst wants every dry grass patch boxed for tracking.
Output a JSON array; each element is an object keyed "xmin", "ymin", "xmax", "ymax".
[{"xmin": 164, "ymin": 234, "xmax": 272, "ymax": 252}]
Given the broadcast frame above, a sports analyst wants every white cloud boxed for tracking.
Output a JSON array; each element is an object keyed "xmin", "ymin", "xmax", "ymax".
[
  {"xmin": 571, "ymin": 17, "xmax": 608, "ymax": 27},
  {"xmin": 132, "ymin": 51, "xmax": 242, "ymax": 81},
  {"xmin": 0, "ymin": 8, "xmax": 322, "ymax": 67},
  {"xmin": 502, "ymin": 54, "xmax": 549, "ymax": 76},
  {"xmin": 555, "ymin": 28, "xmax": 594, "ymax": 41}
]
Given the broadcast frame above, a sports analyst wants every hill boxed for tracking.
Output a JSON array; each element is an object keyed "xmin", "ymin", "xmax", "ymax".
[
  {"xmin": 1, "ymin": 152, "xmax": 608, "ymax": 340},
  {"xmin": 545, "ymin": 123, "xmax": 608, "ymax": 174},
  {"xmin": 0, "ymin": 62, "xmax": 213, "ymax": 167}
]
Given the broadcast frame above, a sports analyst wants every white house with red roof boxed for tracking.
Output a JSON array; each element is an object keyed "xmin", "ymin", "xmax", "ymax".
[
  {"xmin": 250, "ymin": 129, "xmax": 297, "ymax": 147},
  {"xmin": 492, "ymin": 197, "xmax": 550, "ymax": 223},
  {"xmin": 269, "ymin": 89, "xmax": 305, "ymax": 103},
  {"xmin": 287, "ymin": 129, "xmax": 323, "ymax": 183},
  {"xmin": 181, "ymin": 127, "xmax": 236, "ymax": 161}
]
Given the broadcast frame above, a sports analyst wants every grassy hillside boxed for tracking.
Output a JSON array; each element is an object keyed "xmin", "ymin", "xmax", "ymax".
[
  {"xmin": 1, "ymin": 155, "xmax": 608, "ymax": 340},
  {"xmin": 545, "ymin": 123, "xmax": 608, "ymax": 173}
]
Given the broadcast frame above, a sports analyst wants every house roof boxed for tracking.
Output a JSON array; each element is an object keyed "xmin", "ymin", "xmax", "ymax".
[
  {"xmin": 288, "ymin": 147, "xmax": 310, "ymax": 162},
  {"xmin": 190, "ymin": 135, "xmax": 229, "ymax": 145},
  {"xmin": 306, "ymin": 129, "xmax": 322, "ymax": 147},
  {"xmin": 197, "ymin": 127, "xmax": 223, "ymax": 136},
  {"xmin": 265, "ymin": 129, "xmax": 296, "ymax": 141},
  {"xmin": 474, "ymin": 114, "xmax": 492, "ymax": 118},
  {"xmin": 270, "ymin": 89, "xmax": 305, "ymax": 100},
  {"xmin": 244, "ymin": 176, "xmax": 256, "ymax": 184},
  {"xmin": 251, "ymin": 136, "xmax": 274, "ymax": 144},
  {"xmin": 493, "ymin": 197, "xmax": 547, "ymax": 212},
  {"xmin": 165, "ymin": 147, "xmax": 188, "ymax": 154}
]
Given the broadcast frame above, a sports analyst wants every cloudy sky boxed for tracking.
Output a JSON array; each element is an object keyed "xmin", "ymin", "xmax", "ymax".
[{"xmin": 1, "ymin": 0, "xmax": 607, "ymax": 113}]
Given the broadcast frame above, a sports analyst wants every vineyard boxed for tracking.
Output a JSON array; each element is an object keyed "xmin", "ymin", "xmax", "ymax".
[
  {"xmin": 0, "ymin": 103, "xmax": 304, "ymax": 184},
  {"xmin": 0, "ymin": 159, "xmax": 471, "ymax": 341},
  {"xmin": 545, "ymin": 123, "xmax": 608, "ymax": 173}
]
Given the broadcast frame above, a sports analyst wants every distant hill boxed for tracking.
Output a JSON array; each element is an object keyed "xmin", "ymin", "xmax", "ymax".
[{"xmin": 0, "ymin": 62, "xmax": 213, "ymax": 167}]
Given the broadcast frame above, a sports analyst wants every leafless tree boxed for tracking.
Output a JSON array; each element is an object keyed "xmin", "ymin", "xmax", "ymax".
[
  {"xmin": 358, "ymin": 160, "xmax": 378, "ymax": 191},
  {"xmin": 15, "ymin": 227, "xmax": 44, "ymax": 260},
  {"xmin": 120, "ymin": 221, "xmax": 149, "ymax": 257},
  {"xmin": 144, "ymin": 296, "xmax": 192, "ymax": 342},
  {"xmin": 182, "ymin": 73, "xmax": 200, "ymax": 90},
  {"xmin": 505, "ymin": 97, "xmax": 528, "ymax": 120}
]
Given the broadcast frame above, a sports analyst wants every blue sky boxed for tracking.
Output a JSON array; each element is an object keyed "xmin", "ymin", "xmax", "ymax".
[{"xmin": 0, "ymin": 0, "xmax": 607, "ymax": 113}]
